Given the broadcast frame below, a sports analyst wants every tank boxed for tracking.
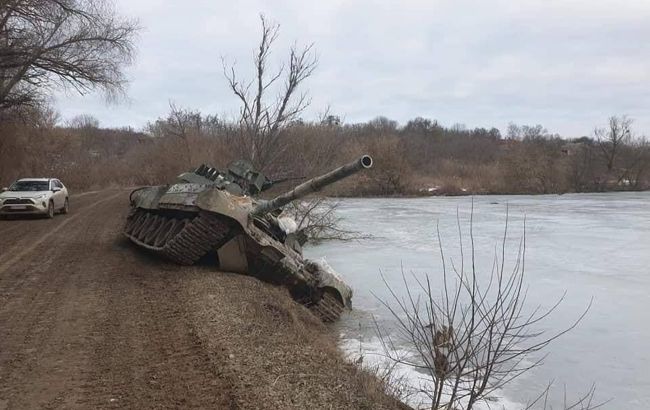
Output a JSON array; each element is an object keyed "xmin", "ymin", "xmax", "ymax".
[{"xmin": 124, "ymin": 155, "xmax": 373, "ymax": 322}]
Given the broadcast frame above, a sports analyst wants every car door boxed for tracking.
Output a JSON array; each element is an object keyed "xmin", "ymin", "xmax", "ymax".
[
  {"xmin": 51, "ymin": 180, "xmax": 64, "ymax": 209},
  {"xmin": 59, "ymin": 181, "xmax": 68, "ymax": 208},
  {"xmin": 60, "ymin": 181, "xmax": 68, "ymax": 199}
]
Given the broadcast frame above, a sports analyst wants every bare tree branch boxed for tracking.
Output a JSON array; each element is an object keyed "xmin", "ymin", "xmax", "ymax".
[
  {"xmin": 373, "ymin": 207, "xmax": 603, "ymax": 409},
  {"xmin": 0, "ymin": 0, "xmax": 139, "ymax": 111},
  {"xmin": 222, "ymin": 14, "xmax": 317, "ymax": 170}
]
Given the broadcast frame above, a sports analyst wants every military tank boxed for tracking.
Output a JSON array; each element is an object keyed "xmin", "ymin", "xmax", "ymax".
[{"xmin": 124, "ymin": 155, "xmax": 373, "ymax": 322}]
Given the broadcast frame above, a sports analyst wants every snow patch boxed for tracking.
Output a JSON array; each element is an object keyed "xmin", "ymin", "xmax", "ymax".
[
  {"xmin": 277, "ymin": 216, "xmax": 298, "ymax": 234},
  {"xmin": 340, "ymin": 335, "xmax": 523, "ymax": 410}
]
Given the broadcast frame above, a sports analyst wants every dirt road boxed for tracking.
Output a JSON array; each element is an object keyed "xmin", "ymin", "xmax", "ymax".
[{"xmin": 0, "ymin": 190, "xmax": 402, "ymax": 410}]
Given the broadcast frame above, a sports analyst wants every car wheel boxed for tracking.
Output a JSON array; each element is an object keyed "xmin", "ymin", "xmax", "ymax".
[
  {"xmin": 61, "ymin": 198, "xmax": 69, "ymax": 214},
  {"xmin": 47, "ymin": 201, "xmax": 54, "ymax": 219}
]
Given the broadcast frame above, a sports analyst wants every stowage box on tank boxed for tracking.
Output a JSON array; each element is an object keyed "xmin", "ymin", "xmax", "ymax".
[{"xmin": 124, "ymin": 155, "xmax": 373, "ymax": 322}]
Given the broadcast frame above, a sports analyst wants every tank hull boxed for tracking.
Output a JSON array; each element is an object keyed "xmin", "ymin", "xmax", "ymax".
[{"xmin": 125, "ymin": 183, "xmax": 353, "ymax": 322}]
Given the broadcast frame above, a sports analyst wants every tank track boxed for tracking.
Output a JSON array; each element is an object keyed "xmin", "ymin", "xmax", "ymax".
[
  {"xmin": 307, "ymin": 292, "xmax": 345, "ymax": 323},
  {"xmin": 124, "ymin": 208, "xmax": 233, "ymax": 265},
  {"xmin": 125, "ymin": 208, "xmax": 345, "ymax": 322}
]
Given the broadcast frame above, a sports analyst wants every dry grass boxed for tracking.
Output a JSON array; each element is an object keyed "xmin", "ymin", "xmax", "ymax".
[{"xmin": 179, "ymin": 269, "xmax": 408, "ymax": 410}]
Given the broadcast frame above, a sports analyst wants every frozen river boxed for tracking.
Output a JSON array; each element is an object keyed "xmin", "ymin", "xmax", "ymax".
[{"xmin": 304, "ymin": 192, "xmax": 650, "ymax": 409}]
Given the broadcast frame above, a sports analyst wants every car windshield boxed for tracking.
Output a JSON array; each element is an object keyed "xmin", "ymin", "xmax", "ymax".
[{"xmin": 9, "ymin": 181, "xmax": 49, "ymax": 192}]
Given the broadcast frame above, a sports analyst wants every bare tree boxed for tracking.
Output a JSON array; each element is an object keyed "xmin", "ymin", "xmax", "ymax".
[
  {"xmin": 66, "ymin": 113, "xmax": 99, "ymax": 129},
  {"xmin": 0, "ymin": 0, "xmax": 138, "ymax": 111},
  {"xmin": 145, "ymin": 103, "xmax": 208, "ymax": 166},
  {"xmin": 223, "ymin": 14, "xmax": 317, "ymax": 170},
  {"xmin": 524, "ymin": 382, "xmax": 607, "ymax": 410},
  {"xmin": 375, "ymin": 207, "xmax": 600, "ymax": 409},
  {"xmin": 595, "ymin": 116, "xmax": 632, "ymax": 172},
  {"xmin": 626, "ymin": 138, "xmax": 650, "ymax": 189}
]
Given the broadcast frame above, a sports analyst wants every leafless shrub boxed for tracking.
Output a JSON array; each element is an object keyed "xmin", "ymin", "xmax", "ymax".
[
  {"xmin": 66, "ymin": 114, "xmax": 100, "ymax": 129},
  {"xmin": 282, "ymin": 197, "xmax": 370, "ymax": 243},
  {"xmin": 374, "ymin": 205, "xmax": 603, "ymax": 409},
  {"xmin": 524, "ymin": 382, "xmax": 609, "ymax": 410},
  {"xmin": 349, "ymin": 135, "xmax": 414, "ymax": 196},
  {"xmin": 595, "ymin": 116, "xmax": 633, "ymax": 173}
]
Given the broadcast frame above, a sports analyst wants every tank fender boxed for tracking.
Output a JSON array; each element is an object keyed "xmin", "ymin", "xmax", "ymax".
[
  {"xmin": 304, "ymin": 259, "xmax": 353, "ymax": 309},
  {"xmin": 130, "ymin": 185, "xmax": 169, "ymax": 209}
]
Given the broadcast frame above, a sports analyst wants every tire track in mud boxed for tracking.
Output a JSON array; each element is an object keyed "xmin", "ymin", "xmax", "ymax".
[
  {"xmin": 0, "ymin": 190, "xmax": 114, "ymax": 256},
  {"xmin": 83, "ymin": 259, "xmax": 239, "ymax": 409},
  {"xmin": 0, "ymin": 192, "xmax": 123, "ymax": 275},
  {"xmin": 0, "ymin": 193, "xmax": 126, "ymax": 402}
]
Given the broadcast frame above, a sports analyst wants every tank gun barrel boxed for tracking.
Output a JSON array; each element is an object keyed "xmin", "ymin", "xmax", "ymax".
[{"xmin": 252, "ymin": 155, "xmax": 373, "ymax": 216}]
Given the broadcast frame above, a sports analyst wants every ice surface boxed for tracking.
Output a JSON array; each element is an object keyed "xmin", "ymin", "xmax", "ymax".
[{"xmin": 305, "ymin": 192, "xmax": 650, "ymax": 409}]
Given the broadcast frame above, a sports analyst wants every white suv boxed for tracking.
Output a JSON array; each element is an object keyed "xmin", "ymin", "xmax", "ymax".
[{"xmin": 0, "ymin": 178, "xmax": 69, "ymax": 219}]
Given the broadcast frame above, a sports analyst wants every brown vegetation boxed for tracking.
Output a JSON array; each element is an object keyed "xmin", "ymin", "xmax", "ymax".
[{"xmin": 1, "ymin": 109, "xmax": 649, "ymax": 196}]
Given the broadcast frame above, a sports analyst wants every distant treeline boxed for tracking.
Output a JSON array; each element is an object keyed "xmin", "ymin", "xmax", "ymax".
[
  {"xmin": 1, "ymin": 1, "xmax": 647, "ymax": 196},
  {"xmin": 1, "ymin": 107, "xmax": 648, "ymax": 196}
]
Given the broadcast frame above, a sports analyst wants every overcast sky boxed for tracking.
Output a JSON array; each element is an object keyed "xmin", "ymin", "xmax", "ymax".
[{"xmin": 54, "ymin": 0, "xmax": 650, "ymax": 137}]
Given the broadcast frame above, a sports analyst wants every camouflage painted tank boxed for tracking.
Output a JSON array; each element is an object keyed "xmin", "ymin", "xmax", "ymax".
[{"xmin": 124, "ymin": 155, "xmax": 373, "ymax": 322}]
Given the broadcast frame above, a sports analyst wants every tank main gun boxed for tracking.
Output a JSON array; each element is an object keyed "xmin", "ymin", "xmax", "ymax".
[{"xmin": 252, "ymin": 155, "xmax": 373, "ymax": 216}]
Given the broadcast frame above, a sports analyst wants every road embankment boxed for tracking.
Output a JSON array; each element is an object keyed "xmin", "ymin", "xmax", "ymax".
[{"xmin": 0, "ymin": 189, "xmax": 405, "ymax": 409}]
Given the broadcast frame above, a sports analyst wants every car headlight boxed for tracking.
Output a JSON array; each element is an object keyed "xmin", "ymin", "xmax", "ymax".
[{"xmin": 32, "ymin": 194, "xmax": 47, "ymax": 200}]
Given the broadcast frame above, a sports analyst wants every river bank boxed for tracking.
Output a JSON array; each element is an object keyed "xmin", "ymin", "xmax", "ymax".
[{"xmin": 179, "ymin": 270, "xmax": 410, "ymax": 409}]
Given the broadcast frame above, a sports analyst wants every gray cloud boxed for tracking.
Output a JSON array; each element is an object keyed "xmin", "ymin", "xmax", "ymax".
[{"xmin": 55, "ymin": 0, "xmax": 650, "ymax": 136}]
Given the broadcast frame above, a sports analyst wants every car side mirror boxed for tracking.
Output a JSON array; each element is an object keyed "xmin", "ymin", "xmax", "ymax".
[{"xmin": 52, "ymin": 187, "xmax": 61, "ymax": 192}]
